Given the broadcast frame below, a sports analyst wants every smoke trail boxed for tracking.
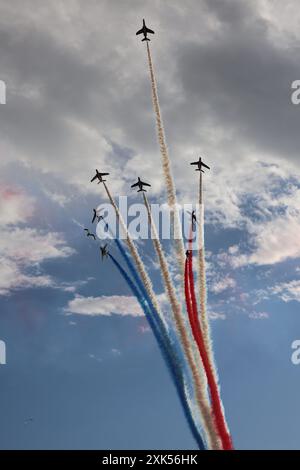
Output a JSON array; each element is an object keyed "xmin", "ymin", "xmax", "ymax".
[
  {"xmin": 102, "ymin": 184, "xmax": 209, "ymax": 445},
  {"xmin": 114, "ymin": 236, "xmax": 164, "ymax": 334},
  {"xmin": 108, "ymin": 252, "xmax": 205, "ymax": 449},
  {"xmin": 197, "ymin": 172, "xmax": 211, "ymax": 347},
  {"xmin": 197, "ymin": 172, "xmax": 225, "ymax": 433},
  {"xmin": 184, "ymin": 255, "xmax": 221, "ymax": 451},
  {"xmin": 142, "ymin": 193, "xmax": 220, "ymax": 449},
  {"xmin": 102, "ymin": 218, "xmax": 208, "ymax": 447},
  {"xmin": 102, "ymin": 181, "xmax": 164, "ymax": 326},
  {"xmin": 186, "ymin": 248, "xmax": 233, "ymax": 450},
  {"xmin": 109, "ymin": 228, "xmax": 209, "ymax": 448},
  {"xmin": 145, "ymin": 42, "xmax": 185, "ymax": 274}
]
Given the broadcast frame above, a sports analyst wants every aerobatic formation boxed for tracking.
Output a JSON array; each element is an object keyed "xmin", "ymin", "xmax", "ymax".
[{"xmin": 84, "ymin": 21, "xmax": 233, "ymax": 450}]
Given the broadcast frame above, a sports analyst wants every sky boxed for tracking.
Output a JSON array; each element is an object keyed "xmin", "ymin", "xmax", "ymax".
[{"xmin": 0, "ymin": 0, "xmax": 300, "ymax": 450}]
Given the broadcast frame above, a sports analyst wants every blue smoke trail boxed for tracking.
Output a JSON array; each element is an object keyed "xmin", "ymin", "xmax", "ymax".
[
  {"xmin": 108, "ymin": 251, "xmax": 205, "ymax": 449},
  {"xmin": 114, "ymin": 237, "xmax": 163, "ymax": 329},
  {"xmin": 99, "ymin": 221, "xmax": 163, "ymax": 332}
]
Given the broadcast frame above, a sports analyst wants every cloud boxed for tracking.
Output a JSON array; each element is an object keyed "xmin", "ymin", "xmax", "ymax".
[
  {"xmin": 176, "ymin": 0, "xmax": 300, "ymax": 163},
  {"xmin": 224, "ymin": 184, "xmax": 300, "ymax": 267},
  {"xmin": 248, "ymin": 215, "xmax": 300, "ymax": 265},
  {"xmin": 65, "ymin": 294, "xmax": 144, "ymax": 317},
  {"xmin": 42, "ymin": 189, "xmax": 71, "ymax": 207},
  {"xmin": 0, "ymin": 227, "xmax": 75, "ymax": 264},
  {"xmin": 210, "ymin": 276, "xmax": 236, "ymax": 294},
  {"xmin": 138, "ymin": 325, "xmax": 151, "ymax": 334},
  {"xmin": 249, "ymin": 311, "xmax": 269, "ymax": 320},
  {"xmin": 0, "ymin": 258, "xmax": 53, "ymax": 295},
  {"xmin": 0, "ymin": 186, "xmax": 75, "ymax": 295},
  {"xmin": 208, "ymin": 311, "xmax": 226, "ymax": 320},
  {"xmin": 0, "ymin": 0, "xmax": 300, "ymax": 312},
  {"xmin": 0, "ymin": 0, "xmax": 299, "ymax": 198},
  {"xmin": 0, "ymin": 0, "xmax": 299, "ymax": 267},
  {"xmin": 271, "ymin": 280, "xmax": 300, "ymax": 303},
  {"xmin": 111, "ymin": 348, "xmax": 121, "ymax": 357},
  {"xmin": 88, "ymin": 353, "xmax": 102, "ymax": 362},
  {"xmin": 0, "ymin": 186, "xmax": 35, "ymax": 225}
]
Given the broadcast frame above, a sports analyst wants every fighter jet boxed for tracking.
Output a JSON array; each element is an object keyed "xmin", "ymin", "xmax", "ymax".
[
  {"xmin": 187, "ymin": 210, "xmax": 198, "ymax": 229},
  {"xmin": 190, "ymin": 157, "xmax": 210, "ymax": 173},
  {"xmin": 92, "ymin": 209, "xmax": 97, "ymax": 223},
  {"xmin": 100, "ymin": 244, "xmax": 109, "ymax": 261},
  {"xmin": 131, "ymin": 177, "xmax": 151, "ymax": 192},
  {"xmin": 84, "ymin": 228, "xmax": 96, "ymax": 240},
  {"xmin": 92, "ymin": 208, "xmax": 105, "ymax": 224},
  {"xmin": 90, "ymin": 169, "xmax": 109, "ymax": 184},
  {"xmin": 136, "ymin": 19, "xmax": 155, "ymax": 41}
]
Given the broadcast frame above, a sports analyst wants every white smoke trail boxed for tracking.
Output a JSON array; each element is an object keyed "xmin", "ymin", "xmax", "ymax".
[
  {"xmin": 198, "ymin": 172, "xmax": 209, "ymax": 338},
  {"xmin": 143, "ymin": 193, "xmax": 221, "ymax": 450},
  {"xmin": 197, "ymin": 172, "xmax": 231, "ymax": 436},
  {"xmin": 146, "ymin": 42, "xmax": 185, "ymax": 275},
  {"xmin": 197, "ymin": 173, "xmax": 216, "ymax": 359}
]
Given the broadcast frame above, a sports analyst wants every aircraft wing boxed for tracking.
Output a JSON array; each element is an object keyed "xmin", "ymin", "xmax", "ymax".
[
  {"xmin": 202, "ymin": 162, "xmax": 210, "ymax": 170},
  {"xmin": 136, "ymin": 28, "xmax": 143, "ymax": 35},
  {"xmin": 146, "ymin": 27, "xmax": 154, "ymax": 34},
  {"xmin": 131, "ymin": 182, "xmax": 139, "ymax": 188},
  {"xmin": 140, "ymin": 181, "xmax": 151, "ymax": 187},
  {"xmin": 190, "ymin": 161, "xmax": 199, "ymax": 166},
  {"xmin": 100, "ymin": 173, "xmax": 109, "ymax": 176},
  {"xmin": 90, "ymin": 174, "xmax": 98, "ymax": 182}
]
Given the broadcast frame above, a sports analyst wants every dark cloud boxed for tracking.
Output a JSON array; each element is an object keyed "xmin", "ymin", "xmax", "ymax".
[
  {"xmin": 173, "ymin": 0, "xmax": 300, "ymax": 161},
  {"xmin": 0, "ymin": 0, "xmax": 299, "ymax": 188}
]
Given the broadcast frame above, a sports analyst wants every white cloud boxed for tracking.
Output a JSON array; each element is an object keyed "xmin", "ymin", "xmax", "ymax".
[
  {"xmin": 271, "ymin": 280, "xmax": 300, "ymax": 302},
  {"xmin": 65, "ymin": 294, "xmax": 144, "ymax": 317},
  {"xmin": 211, "ymin": 182, "xmax": 300, "ymax": 269},
  {"xmin": 0, "ymin": 228, "xmax": 74, "ymax": 264},
  {"xmin": 0, "ymin": 258, "xmax": 53, "ymax": 295},
  {"xmin": 1, "ymin": 0, "xmax": 299, "ymax": 204},
  {"xmin": 228, "ymin": 245, "xmax": 239, "ymax": 255},
  {"xmin": 43, "ymin": 190, "xmax": 71, "ymax": 207},
  {"xmin": 208, "ymin": 311, "xmax": 226, "ymax": 320},
  {"xmin": 248, "ymin": 215, "xmax": 300, "ymax": 266},
  {"xmin": 249, "ymin": 311, "xmax": 269, "ymax": 320},
  {"xmin": 210, "ymin": 276, "xmax": 236, "ymax": 294},
  {"xmin": 0, "ymin": 186, "xmax": 35, "ymax": 225},
  {"xmin": 111, "ymin": 348, "xmax": 121, "ymax": 357},
  {"xmin": 1, "ymin": 0, "xmax": 300, "ymax": 311},
  {"xmin": 0, "ymin": 186, "xmax": 75, "ymax": 295},
  {"xmin": 138, "ymin": 324, "xmax": 151, "ymax": 334}
]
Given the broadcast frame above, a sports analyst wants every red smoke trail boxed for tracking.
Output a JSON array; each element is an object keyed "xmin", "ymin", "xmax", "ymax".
[{"xmin": 184, "ymin": 244, "xmax": 233, "ymax": 450}]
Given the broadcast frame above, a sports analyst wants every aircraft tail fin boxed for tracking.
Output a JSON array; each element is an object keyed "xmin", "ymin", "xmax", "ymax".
[
  {"xmin": 137, "ymin": 188, "xmax": 146, "ymax": 192},
  {"xmin": 142, "ymin": 37, "xmax": 150, "ymax": 42}
]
